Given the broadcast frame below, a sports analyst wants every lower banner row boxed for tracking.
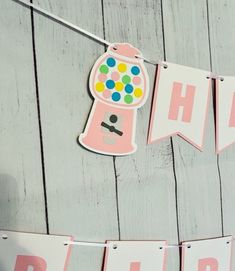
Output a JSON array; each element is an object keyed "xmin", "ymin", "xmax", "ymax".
[{"xmin": 0, "ymin": 230, "xmax": 233, "ymax": 271}]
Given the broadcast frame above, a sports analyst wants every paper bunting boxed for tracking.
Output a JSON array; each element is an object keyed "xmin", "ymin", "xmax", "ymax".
[
  {"xmin": 12, "ymin": 0, "xmax": 235, "ymax": 155},
  {"xmin": 103, "ymin": 241, "xmax": 167, "ymax": 271},
  {"xmin": 148, "ymin": 62, "xmax": 211, "ymax": 150},
  {"xmin": 216, "ymin": 76, "xmax": 235, "ymax": 152},
  {"xmin": 0, "ymin": 231, "xmax": 73, "ymax": 271},
  {"xmin": 0, "ymin": 231, "xmax": 234, "ymax": 271},
  {"xmin": 182, "ymin": 236, "xmax": 232, "ymax": 271}
]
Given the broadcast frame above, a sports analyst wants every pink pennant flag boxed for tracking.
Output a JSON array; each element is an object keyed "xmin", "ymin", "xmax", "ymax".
[
  {"xmin": 0, "ymin": 230, "xmax": 73, "ymax": 271},
  {"xmin": 182, "ymin": 236, "xmax": 232, "ymax": 271},
  {"xmin": 148, "ymin": 62, "xmax": 211, "ymax": 150},
  {"xmin": 216, "ymin": 76, "xmax": 235, "ymax": 152},
  {"xmin": 103, "ymin": 241, "xmax": 167, "ymax": 271}
]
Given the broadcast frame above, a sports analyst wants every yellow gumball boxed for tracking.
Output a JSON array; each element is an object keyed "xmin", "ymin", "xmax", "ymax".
[
  {"xmin": 134, "ymin": 88, "xmax": 143, "ymax": 98},
  {"xmin": 95, "ymin": 82, "xmax": 105, "ymax": 92},
  {"xmin": 118, "ymin": 63, "xmax": 127, "ymax": 73},
  {"xmin": 115, "ymin": 82, "xmax": 124, "ymax": 91}
]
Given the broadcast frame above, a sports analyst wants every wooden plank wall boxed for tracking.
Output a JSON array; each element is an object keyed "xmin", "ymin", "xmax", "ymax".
[
  {"xmin": 208, "ymin": 0, "xmax": 235, "ymax": 267},
  {"xmin": 0, "ymin": 0, "xmax": 235, "ymax": 270},
  {"xmin": 0, "ymin": 0, "xmax": 46, "ymax": 232}
]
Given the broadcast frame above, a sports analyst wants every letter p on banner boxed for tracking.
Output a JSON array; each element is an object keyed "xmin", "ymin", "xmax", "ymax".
[
  {"xmin": 148, "ymin": 62, "xmax": 211, "ymax": 150},
  {"xmin": 182, "ymin": 236, "xmax": 232, "ymax": 271},
  {"xmin": 0, "ymin": 230, "xmax": 73, "ymax": 271},
  {"xmin": 103, "ymin": 241, "xmax": 167, "ymax": 271}
]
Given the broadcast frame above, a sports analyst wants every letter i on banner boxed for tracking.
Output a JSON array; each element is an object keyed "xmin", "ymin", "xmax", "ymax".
[
  {"xmin": 103, "ymin": 241, "xmax": 167, "ymax": 271},
  {"xmin": 148, "ymin": 62, "xmax": 211, "ymax": 150},
  {"xmin": 0, "ymin": 230, "xmax": 73, "ymax": 271},
  {"xmin": 216, "ymin": 76, "xmax": 235, "ymax": 152},
  {"xmin": 182, "ymin": 236, "xmax": 232, "ymax": 271}
]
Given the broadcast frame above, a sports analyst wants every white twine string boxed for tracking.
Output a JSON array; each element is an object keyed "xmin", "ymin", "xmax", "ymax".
[
  {"xmin": 64, "ymin": 241, "xmax": 112, "ymax": 248},
  {"xmin": 63, "ymin": 240, "xmax": 184, "ymax": 248},
  {"xmin": 1, "ymin": 233, "xmax": 233, "ymax": 249},
  {"xmin": 13, "ymin": 0, "xmax": 112, "ymax": 46},
  {"xmin": 63, "ymin": 239, "xmax": 233, "ymax": 249},
  {"xmin": 7, "ymin": 0, "xmax": 229, "ymax": 252},
  {"xmin": 13, "ymin": 0, "xmax": 227, "ymax": 76},
  {"xmin": 13, "ymin": 0, "xmax": 163, "ymax": 67}
]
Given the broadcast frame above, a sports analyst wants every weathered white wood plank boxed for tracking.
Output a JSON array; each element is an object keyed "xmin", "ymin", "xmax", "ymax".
[
  {"xmin": 162, "ymin": 0, "xmax": 223, "ymax": 241},
  {"xmin": 208, "ymin": 0, "xmax": 235, "ymax": 269},
  {"xmin": 0, "ymin": 0, "xmax": 46, "ymax": 232},
  {"xmin": 33, "ymin": 0, "xmax": 119, "ymax": 270},
  {"xmin": 102, "ymin": 1, "xmax": 179, "ymax": 271},
  {"xmin": 3, "ymin": 1, "xmax": 233, "ymax": 270}
]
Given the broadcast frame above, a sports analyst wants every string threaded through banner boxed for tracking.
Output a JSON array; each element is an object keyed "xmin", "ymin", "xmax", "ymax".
[{"xmin": 13, "ymin": 0, "xmax": 173, "ymax": 67}]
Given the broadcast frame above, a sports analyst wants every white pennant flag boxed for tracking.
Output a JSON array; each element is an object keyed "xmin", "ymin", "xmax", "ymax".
[
  {"xmin": 103, "ymin": 241, "xmax": 167, "ymax": 271},
  {"xmin": 0, "ymin": 230, "xmax": 73, "ymax": 271},
  {"xmin": 148, "ymin": 62, "xmax": 211, "ymax": 150},
  {"xmin": 182, "ymin": 236, "xmax": 232, "ymax": 271},
  {"xmin": 216, "ymin": 76, "xmax": 235, "ymax": 152}
]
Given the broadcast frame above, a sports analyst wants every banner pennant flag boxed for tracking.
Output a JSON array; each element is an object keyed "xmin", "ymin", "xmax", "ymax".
[
  {"xmin": 182, "ymin": 236, "xmax": 232, "ymax": 271},
  {"xmin": 216, "ymin": 76, "xmax": 235, "ymax": 152},
  {"xmin": 0, "ymin": 230, "xmax": 73, "ymax": 271},
  {"xmin": 148, "ymin": 62, "xmax": 211, "ymax": 150},
  {"xmin": 103, "ymin": 241, "xmax": 167, "ymax": 271}
]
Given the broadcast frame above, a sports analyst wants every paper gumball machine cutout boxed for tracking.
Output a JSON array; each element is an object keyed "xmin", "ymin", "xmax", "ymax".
[{"xmin": 79, "ymin": 43, "xmax": 149, "ymax": 155}]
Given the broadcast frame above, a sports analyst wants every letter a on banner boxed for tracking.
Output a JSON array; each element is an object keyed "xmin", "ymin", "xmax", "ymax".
[
  {"xmin": 103, "ymin": 241, "xmax": 167, "ymax": 271},
  {"xmin": 182, "ymin": 236, "xmax": 232, "ymax": 271},
  {"xmin": 216, "ymin": 76, "xmax": 235, "ymax": 152},
  {"xmin": 148, "ymin": 62, "xmax": 211, "ymax": 150},
  {"xmin": 0, "ymin": 230, "xmax": 73, "ymax": 271}
]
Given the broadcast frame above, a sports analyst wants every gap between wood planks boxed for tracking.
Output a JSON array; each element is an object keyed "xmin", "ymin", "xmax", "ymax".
[
  {"xmin": 29, "ymin": 0, "xmax": 49, "ymax": 234},
  {"xmin": 205, "ymin": 0, "xmax": 224, "ymax": 236}
]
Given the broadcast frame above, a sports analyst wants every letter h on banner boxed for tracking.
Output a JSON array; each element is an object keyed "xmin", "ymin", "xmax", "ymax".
[
  {"xmin": 148, "ymin": 62, "xmax": 211, "ymax": 150},
  {"xmin": 168, "ymin": 82, "xmax": 196, "ymax": 123}
]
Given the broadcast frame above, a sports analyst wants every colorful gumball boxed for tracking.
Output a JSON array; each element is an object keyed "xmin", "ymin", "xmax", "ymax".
[{"xmin": 79, "ymin": 43, "xmax": 149, "ymax": 155}]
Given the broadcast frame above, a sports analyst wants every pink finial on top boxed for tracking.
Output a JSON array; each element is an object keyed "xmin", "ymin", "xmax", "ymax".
[{"xmin": 109, "ymin": 43, "xmax": 142, "ymax": 59}]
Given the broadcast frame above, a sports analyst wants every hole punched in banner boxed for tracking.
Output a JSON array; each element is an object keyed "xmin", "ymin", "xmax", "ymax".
[{"xmin": 1, "ymin": 234, "xmax": 8, "ymax": 240}]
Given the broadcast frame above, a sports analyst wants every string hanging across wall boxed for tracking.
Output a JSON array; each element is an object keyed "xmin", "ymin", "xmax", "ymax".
[
  {"xmin": 2, "ymin": 1, "xmax": 235, "ymax": 271},
  {"xmin": 14, "ymin": 0, "xmax": 235, "ymax": 155}
]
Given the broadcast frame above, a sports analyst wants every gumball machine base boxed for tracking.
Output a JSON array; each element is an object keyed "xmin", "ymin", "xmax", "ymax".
[{"xmin": 79, "ymin": 101, "xmax": 137, "ymax": 156}]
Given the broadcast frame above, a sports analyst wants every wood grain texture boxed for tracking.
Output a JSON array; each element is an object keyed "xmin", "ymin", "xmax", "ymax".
[
  {"xmin": 0, "ymin": 0, "xmax": 46, "ymax": 233},
  {"xmin": 162, "ymin": 0, "xmax": 223, "ymax": 241},
  {"xmin": 102, "ymin": 1, "xmax": 179, "ymax": 271},
  {"xmin": 2, "ymin": 0, "xmax": 235, "ymax": 270},
  {"xmin": 207, "ymin": 0, "xmax": 235, "ymax": 269},
  {"xmin": 33, "ymin": 0, "xmax": 119, "ymax": 270}
]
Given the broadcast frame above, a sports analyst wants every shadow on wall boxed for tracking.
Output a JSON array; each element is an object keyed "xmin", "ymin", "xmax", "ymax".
[
  {"xmin": 0, "ymin": 174, "xmax": 30, "ymax": 270},
  {"xmin": 0, "ymin": 174, "xmax": 19, "ymax": 230}
]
